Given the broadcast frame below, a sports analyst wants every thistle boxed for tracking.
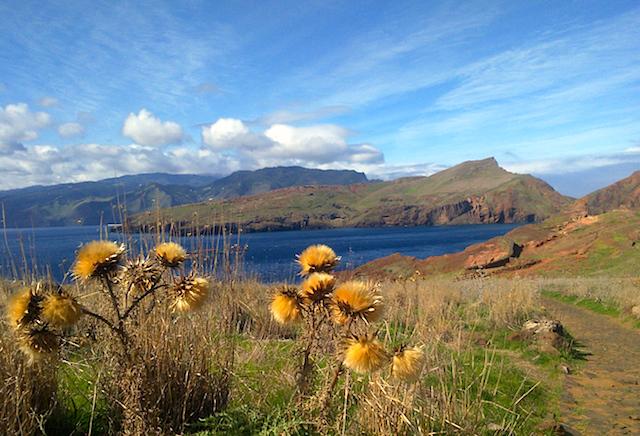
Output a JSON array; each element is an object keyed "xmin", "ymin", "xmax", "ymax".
[
  {"xmin": 271, "ymin": 287, "xmax": 302, "ymax": 324},
  {"xmin": 154, "ymin": 242, "xmax": 187, "ymax": 268},
  {"xmin": 299, "ymin": 272, "xmax": 336, "ymax": 304},
  {"xmin": 391, "ymin": 346, "xmax": 424, "ymax": 382},
  {"xmin": 118, "ymin": 256, "xmax": 161, "ymax": 294},
  {"xmin": 41, "ymin": 293, "xmax": 82, "ymax": 328},
  {"xmin": 18, "ymin": 325, "xmax": 58, "ymax": 363},
  {"xmin": 331, "ymin": 281, "xmax": 383, "ymax": 325},
  {"xmin": 170, "ymin": 275, "xmax": 209, "ymax": 312},
  {"xmin": 343, "ymin": 334, "xmax": 387, "ymax": 373},
  {"xmin": 6, "ymin": 288, "xmax": 42, "ymax": 329},
  {"xmin": 296, "ymin": 244, "xmax": 340, "ymax": 276},
  {"xmin": 72, "ymin": 240, "xmax": 124, "ymax": 280}
]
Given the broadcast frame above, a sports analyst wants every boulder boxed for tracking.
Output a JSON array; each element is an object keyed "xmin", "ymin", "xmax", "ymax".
[
  {"xmin": 513, "ymin": 319, "xmax": 570, "ymax": 354},
  {"xmin": 631, "ymin": 305, "xmax": 640, "ymax": 320},
  {"xmin": 465, "ymin": 242, "xmax": 523, "ymax": 270}
]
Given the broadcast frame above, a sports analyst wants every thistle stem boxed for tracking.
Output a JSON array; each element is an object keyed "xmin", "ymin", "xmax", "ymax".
[
  {"xmin": 103, "ymin": 276, "xmax": 122, "ymax": 320},
  {"xmin": 81, "ymin": 307, "xmax": 130, "ymax": 350},
  {"xmin": 121, "ymin": 281, "xmax": 165, "ymax": 321}
]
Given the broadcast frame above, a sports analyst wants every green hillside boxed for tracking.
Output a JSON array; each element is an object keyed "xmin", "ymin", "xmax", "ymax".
[
  {"xmin": 132, "ymin": 158, "xmax": 571, "ymax": 232},
  {"xmin": 355, "ymin": 169, "xmax": 640, "ymax": 279},
  {"xmin": 0, "ymin": 167, "xmax": 367, "ymax": 227}
]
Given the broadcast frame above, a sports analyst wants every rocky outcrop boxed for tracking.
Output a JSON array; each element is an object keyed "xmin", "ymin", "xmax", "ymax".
[
  {"xmin": 464, "ymin": 242, "xmax": 523, "ymax": 270},
  {"xmin": 512, "ymin": 319, "xmax": 571, "ymax": 354}
]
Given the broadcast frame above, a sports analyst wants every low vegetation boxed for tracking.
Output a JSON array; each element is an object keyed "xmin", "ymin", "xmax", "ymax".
[{"xmin": 1, "ymin": 238, "xmax": 594, "ymax": 434}]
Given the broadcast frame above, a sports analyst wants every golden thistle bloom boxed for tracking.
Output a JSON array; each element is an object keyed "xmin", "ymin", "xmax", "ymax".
[
  {"xmin": 6, "ymin": 288, "xmax": 42, "ymax": 329},
  {"xmin": 170, "ymin": 275, "xmax": 209, "ymax": 312},
  {"xmin": 270, "ymin": 287, "xmax": 302, "ymax": 324},
  {"xmin": 343, "ymin": 335, "xmax": 387, "ymax": 373},
  {"xmin": 296, "ymin": 244, "xmax": 340, "ymax": 276},
  {"xmin": 392, "ymin": 346, "xmax": 424, "ymax": 382},
  {"xmin": 19, "ymin": 326, "xmax": 58, "ymax": 363},
  {"xmin": 300, "ymin": 272, "xmax": 336, "ymax": 304},
  {"xmin": 72, "ymin": 240, "xmax": 124, "ymax": 280},
  {"xmin": 154, "ymin": 242, "xmax": 187, "ymax": 267},
  {"xmin": 331, "ymin": 281, "xmax": 383, "ymax": 325},
  {"xmin": 41, "ymin": 293, "xmax": 82, "ymax": 328}
]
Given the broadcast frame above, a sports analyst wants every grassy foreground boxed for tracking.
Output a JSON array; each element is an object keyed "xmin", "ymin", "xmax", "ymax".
[{"xmin": 1, "ymin": 268, "xmax": 587, "ymax": 435}]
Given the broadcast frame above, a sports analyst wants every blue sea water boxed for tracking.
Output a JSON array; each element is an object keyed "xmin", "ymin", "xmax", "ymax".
[{"xmin": 0, "ymin": 224, "xmax": 519, "ymax": 283}]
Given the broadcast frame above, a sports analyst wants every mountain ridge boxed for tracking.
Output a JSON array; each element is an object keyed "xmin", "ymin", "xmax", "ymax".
[
  {"xmin": 354, "ymin": 168, "xmax": 640, "ymax": 278},
  {"xmin": 0, "ymin": 167, "xmax": 368, "ymax": 227},
  {"xmin": 131, "ymin": 157, "xmax": 572, "ymax": 233}
]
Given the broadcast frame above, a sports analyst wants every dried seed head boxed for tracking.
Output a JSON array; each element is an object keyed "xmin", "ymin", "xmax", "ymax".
[
  {"xmin": 296, "ymin": 244, "xmax": 340, "ymax": 276},
  {"xmin": 270, "ymin": 287, "xmax": 302, "ymax": 324},
  {"xmin": 391, "ymin": 346, "xmax": 424, "ymax": 382},
  {"xmin": 118, "ymin": 257, "xmax": 161, "ymax": 293},
  {"xmin": 331, "ymin": 281, "xmax": 383, "ymax": 325},
  {"xmin": 343, "ymin": 335, "xmax": 387, "ymax": 373},
  {"xmin": 170, "ymin": 275, "xmax": 209, "ymax": 312},
  {"xmin": 72, "ymin": 241, "xmax": 124, "ymax": 280},
  {"xmin": 41, "ymin": 293, "xmax": 82, "ymax": 328},
  {"xmin": 6, "ymin": 288, "xmax": 42, "ymax": 329},
  {"xmin": 18, "ymin": 326, "xmax": 58, "ymax": 363},
  {"xmin": 154, "ymin": 242, "xmax": 187, "ymax": 268},
  {"xmin": 299, "ymin": 272, "xmax": 335, "ymax": 304}
]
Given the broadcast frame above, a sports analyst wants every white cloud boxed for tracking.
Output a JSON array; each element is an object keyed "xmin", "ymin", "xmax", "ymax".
[
  {"xmin": 201, "ymin": 118, "xmax": 384, "ymax": 167},
  {"xmin": 202, "ymin": 118, "xmax": 259, "ymax": 150},
  {"xmin": 0, "ymin": 103, "xmax": 51, "ymax": 153},
  {"xmin": 38, "ymin": 97, "xmax": 58, "ymax": 107},
  {"xmin": 122, "ymin": 109, "xmax": 184, "ymax": 147},
  {"xmin": 0, "ymin": 142, "xmax": 238, "ymax": 190},
  {"xmin": 58, "ymin": 122, "xmax": 84, "ymax": 138}
]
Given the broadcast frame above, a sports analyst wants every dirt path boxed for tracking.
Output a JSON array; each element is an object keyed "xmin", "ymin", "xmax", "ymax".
[{"xmin": 542, "ymin": 297, "xmax": 640, "ymax": 435}]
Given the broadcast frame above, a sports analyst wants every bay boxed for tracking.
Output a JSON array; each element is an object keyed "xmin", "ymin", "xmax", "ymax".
[{"xmin": 0, "ymin": 224, "xmax": 519, "ymax": 283}]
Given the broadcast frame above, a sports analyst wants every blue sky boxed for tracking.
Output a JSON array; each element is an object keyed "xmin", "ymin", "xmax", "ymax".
[{"xmin": 1, "ymin": 0, "xmax": 639, "ymax": 196}]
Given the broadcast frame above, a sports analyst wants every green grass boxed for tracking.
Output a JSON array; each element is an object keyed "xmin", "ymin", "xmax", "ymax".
[{"xmin": 542, "ymin": 289, "xmax": 640, "ymax": 329}]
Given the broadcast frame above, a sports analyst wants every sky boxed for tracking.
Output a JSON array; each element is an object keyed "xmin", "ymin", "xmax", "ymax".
[{"xmin": 1, "ymin": 0, "xmax": 639, "ymax": 196}]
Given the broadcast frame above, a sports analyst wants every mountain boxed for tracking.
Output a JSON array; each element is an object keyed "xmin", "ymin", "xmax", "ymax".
[
  {"xmin": 0, "ymin": 167, "xmax": 368, "ymax": 227},
  {"xmin": 576, "ymin": 170, "xmax": 640, "ymax": 214},
  {"xmin": 354, "ymin": 169, "xmax": 640, "ymax": 279},
  {"xmin": 198, "ymin": 166, "xmax": 368, "ymax": 199},
  {"xmin": 132, "ymin": 158, "xmax": 571, "ymax": 233}
]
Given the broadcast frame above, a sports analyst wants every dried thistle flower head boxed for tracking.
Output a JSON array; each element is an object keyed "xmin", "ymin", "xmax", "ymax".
[
  {"xmin": 42, "ymin": 293, "xmax": 82, "ymax": 328},
  {"xmin": 343, "ymin": 334, "xmax": 387, "ymax": 373},
  {"xmin": 118, "ymin": 257, "xmax": 161, "ymax": 293},
  {"xmin": 270, "ymin": 287, "xmax": 302, "ymax": 324},
  {"xmin": 331, "ymin": 281, "xmax": 383, "ymax": 325},
  {"xmin": 154, "ymin": 242, "xmax": 187, "ymax": 267},
  {"xmin": 18, "ymin": 326, "xmax": 58, "ymax": 363},
  {"xmin": 296, "ymin": 244, "xmax": 340, "ymax": 276},
  {"xmin": 6, "ymin": 288, "xmax": 42, "ymax": 329},
  {"xmin": 392, "ymin": 346, "xmax": 424, "ymax": 382},
  {"xmin": 72, "ymin": 241, "xmax": 124, "ymax": 280},
  {"xmin": 170, "ymin": 275, "xmax": 209, "ymax": 312},
  {"xmin": 300, "ymin": 272, "xmax": 336, "ymax": 304}
]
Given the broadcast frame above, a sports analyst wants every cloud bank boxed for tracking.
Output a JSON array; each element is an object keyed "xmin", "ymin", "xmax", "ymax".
[{"xmin": 201, "ymin": 118, "xmax": 384, "ymax": 167}]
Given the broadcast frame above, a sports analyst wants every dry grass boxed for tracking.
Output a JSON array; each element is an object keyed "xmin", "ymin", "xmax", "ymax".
[
  {"xmin": 536, "ymin": 277, "xmax": 640, "ymax": 311},
  {"xmin": 1, "ymin": 251, "xmax": 552, "ymax": 435}
]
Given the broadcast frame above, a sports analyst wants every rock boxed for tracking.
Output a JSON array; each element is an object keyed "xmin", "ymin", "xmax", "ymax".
[
  {"xmin": 515, "ymin": 319, "xmax": 570, "ymax": 354},
  {"xmin": 631, "ymin": 305, "xmax": 640, "ymax": 320},
  {"xmin": 465, "ymin": 242, "xmax": 523, "ymax": 270}
]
